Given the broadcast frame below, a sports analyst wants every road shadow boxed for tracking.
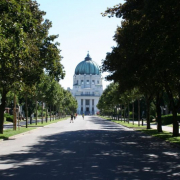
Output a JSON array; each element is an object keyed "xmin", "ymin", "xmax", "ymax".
[{"xmin": 1, "ymin": 125, "xmax": 180, "ymax": 180}]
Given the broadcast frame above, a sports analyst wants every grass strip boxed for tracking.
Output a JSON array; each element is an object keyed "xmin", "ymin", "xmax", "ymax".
[
  {"xmin": 0, "ymin": 116, "xmax": 69, "ymax": 140},
  {"xmin": 100, "ymin": 116, "xmax": 180, "ymax": 146},
  {"xmin": 0, "ymin": 127, "xmax": 35, "ymax": 140},
  {"xmin": 4, "ymin": 121, "xmax": 12, "ymax": 125},
  {"xmin": 26, "ymin": 116, "xmax": 69, "ymax": 127}
]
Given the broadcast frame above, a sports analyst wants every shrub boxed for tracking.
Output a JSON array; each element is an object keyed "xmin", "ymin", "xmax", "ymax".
[
  {"xmin": 129, "ymin": 111, "xmax": 132, "ymax": 119},
  {"xmin": 129, "ymin": 111, "xmax": 138, "ymax": 120},
  {"xmin": 161, "ymin": 114, "xmax": 180, "ymax": 125},
  {"xmin": 4, "ymin": 113, "xmax": 10, "ymax": 117},
  {"xmin": 6, "ymin": 115, "xmax": 13, "ymax": 122},
  {"xmin": 150, "ymin": 115, "xmax": 155, "ymax": 122}
]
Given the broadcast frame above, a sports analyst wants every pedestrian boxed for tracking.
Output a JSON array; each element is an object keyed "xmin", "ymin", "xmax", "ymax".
[
  {"xmin": 74, "ymin": 113, "xmax": 76, "ymax": 120},
  {"xmin": 82, "ymin": 113, "xmax": 84, "ymax": 120},
  {"xmin": 70, "ymin": 114, "xmax": 74, "ymax": 123}
]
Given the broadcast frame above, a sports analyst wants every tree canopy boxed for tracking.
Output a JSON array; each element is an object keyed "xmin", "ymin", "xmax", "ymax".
[
  {"xmin": 102, "ymin": 0, "xmax": 180, "ymax": 136},
  {"xmin": 0, "ymin": 0, "xmax": 66, "ymax": 133}
]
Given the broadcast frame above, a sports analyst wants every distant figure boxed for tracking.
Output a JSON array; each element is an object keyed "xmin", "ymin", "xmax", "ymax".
[
  {"xmin": 74, "ymin": 113, "xmax": 76, "ymax": 120},
  {"xmin": 70, "ymin": 114, "xmax": 74, "ymax": 123},
  {"xmin": 82, "ymin": 113, "xmax": 84, "ymax": 120},
  {"xmin": 76, "ymin": 113, "xmax": 77, "ymax": 118}
]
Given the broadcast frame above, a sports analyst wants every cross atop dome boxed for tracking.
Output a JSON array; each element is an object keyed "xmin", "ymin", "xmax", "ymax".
[{"xmin": 85, "ymin": 51, "xmax": 92, "ymax": 61}]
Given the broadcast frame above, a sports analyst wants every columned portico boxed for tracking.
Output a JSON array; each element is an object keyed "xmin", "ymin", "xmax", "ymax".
[{"xmin": 68, "ymin": 52, "xmax": 103, "ymax": 115}]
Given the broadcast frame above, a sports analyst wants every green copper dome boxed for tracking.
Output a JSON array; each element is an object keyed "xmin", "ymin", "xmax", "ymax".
[{"xmin": 75, "ymin": 53, "xmax": 100, "ymax": 75}]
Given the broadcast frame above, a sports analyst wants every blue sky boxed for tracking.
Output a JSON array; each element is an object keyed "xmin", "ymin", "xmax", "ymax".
[{"xmin": 36, "ymin": 0, "xmax": 124, "ymax": 89}]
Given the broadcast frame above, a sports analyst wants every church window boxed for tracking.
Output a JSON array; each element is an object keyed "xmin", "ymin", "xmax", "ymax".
[
  {"xmin": 81, "ymin": 99, "xmax": 83, "ymax": 105},
  {"xmin": 81, "ymin": 80, "xmax": 84, "ymax": 84},
  {"xmin": 86, "ymin": 80, "xmax": 89, "ymax": 84},
  {"xmin": 77, "ymin": 80, "xmax": 78, "ymax": 85},
  {"xmin": 86, "ymin": 99, "xmax": 90, "ymax": 105},
  {"xmin": 92, "ymin": 80, "xmax": 95, "ymax": 84},
  {"xmin": 97, "ymin": 80, "xmax": 99, "ymax": 84},
  {"xmin": 92, "ymin": 99, "xmax": 94, "ymax": 105}
]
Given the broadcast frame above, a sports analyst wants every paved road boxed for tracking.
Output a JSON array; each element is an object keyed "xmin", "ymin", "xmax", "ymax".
[{"xmin": 0, "ymin": 116, "xmax": 180, "ymax": 180}]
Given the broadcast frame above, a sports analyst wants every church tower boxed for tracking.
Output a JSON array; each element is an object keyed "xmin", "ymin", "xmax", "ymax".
[{"xmin": 68, "ymin": 52, "xmax": 103, "ymax": 115}]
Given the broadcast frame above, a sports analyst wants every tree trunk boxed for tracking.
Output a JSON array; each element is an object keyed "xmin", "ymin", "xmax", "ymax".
[
  {"xmin": 50, "ymin": 105, "xmax": 51, "ymax": 122},
  {"xmin": 128, "ymin": 103, "xmax": 129, "ymax": 124},
  {"xmin": 172, "ymin": 109, "xmax": 179, "ymax": 136},
  {"xmin": 41, "ymin": 102, "xmax": 43, "ymax": 124},
  {"xmin": 53, "ymin": 105, "xmax": 55, "ymax": 120},
  {"xmin": 121, "ymin": 105, "xmax": 123, "ymax": 121},
  {"xmin": 36, "ymin": 101, "xmax": 38, "ymax": 125},
  {"xmin": 133, "ymin": 102, "xmax": 134, "ymax": 125},
  {"xmin": 13, "ymin": 94, "xmax": 17, "ymax": 130},
  {"xmin": 164, "ymin": 83, "xmax": 180, "ymax": 136},
  {"xmin": 0, "ymin": 90, "xmax": 7, "ymax": 134},
  {"xmin": 146, "ymin": 99, "xmax": 151, "ymax": 129},
  {"xmin": 156, "ymin": 92, "xmax": 163, "ymax": 132},
  {"xmin": 17, "ymin": 105, "xmax": 20, "ymax": 130},
  {"xmin": 46, "ymin": 108, "xmax": 48, "ymax": 123},
  {"xmin": 30, "ymin": 116, "xmax": 32, "ymax": 124},
  {"xmin": 138, "ymin": 99, "xmax": 140, "ymax": 126},
  {"xmin": 26, "ymin": 97, "xmax": 28, "ymax": 128}
]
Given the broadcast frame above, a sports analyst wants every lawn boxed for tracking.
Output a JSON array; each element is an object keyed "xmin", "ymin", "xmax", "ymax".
[
  {"xmin": 26, "ymin": 116, "xmax": 69, "ymax": 127},
  {"xmin": 0, "ymin": 127, "xmax": 35, "ymax": 140},
  {"xmin": 0, "ymin": 116, "xmax": 69, "ymax": 140}
]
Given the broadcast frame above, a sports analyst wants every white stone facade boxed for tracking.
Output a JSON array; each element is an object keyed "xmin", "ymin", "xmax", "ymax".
[{"xmin": 68, "ymin": 74, "xmax": 103, "ymax": 115}]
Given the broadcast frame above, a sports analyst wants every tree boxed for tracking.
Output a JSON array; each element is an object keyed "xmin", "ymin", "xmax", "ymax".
[
  {"xmin": 0, "ymin": 0, "xmax": 65, "ymax": 133},
  {"xmin": 102, "ymin": 0, "xmax": 180, "ymax": 135}
]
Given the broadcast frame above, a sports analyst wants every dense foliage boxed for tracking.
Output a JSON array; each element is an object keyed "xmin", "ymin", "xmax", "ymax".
[
  {"xmin": 101, "ymin": 0, "xmax": 180, "ymax": 136},
  {"xmin": 0, "ymin": 0, "xmax": 76, "ymax": 134}
]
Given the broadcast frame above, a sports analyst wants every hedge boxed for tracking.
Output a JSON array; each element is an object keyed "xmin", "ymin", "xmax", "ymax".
[
  {"xmin": 161, "ymin": 114, "xmax": 180, "ymax": 125},
  {"xmin": 6, "ymin": 115, "xmax": 13, "ymax": 123}
]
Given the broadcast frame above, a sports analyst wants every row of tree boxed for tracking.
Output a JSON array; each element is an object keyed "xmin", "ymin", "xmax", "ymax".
[
  {"xmin": 97, "ymin": 83, "xmax": 164, "ymax": 126},
  {"xmin": 5, "ymin": 73, "xmax": 77, "ymax": 129},
  {"xmin": 101, "ymin": 0, "xmax": 180, "ymax": 136},
  {"xmin": 0, "ymin": 0, "xmax": 77, "ymax": 134}
]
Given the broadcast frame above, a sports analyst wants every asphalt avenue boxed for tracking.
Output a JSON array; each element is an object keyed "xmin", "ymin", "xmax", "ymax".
[{"xmin": 0, "ymin": 116, "xmax": 180, "ymax": 180}]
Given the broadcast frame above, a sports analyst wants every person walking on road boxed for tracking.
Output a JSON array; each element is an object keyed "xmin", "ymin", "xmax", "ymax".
[
  {"xmin": 70, "ymin": 114, "xmax": 74, "ymax": 123},
  {"xmin": 82, "ymin": 113, "xmax": 84, "ymax": 120}
]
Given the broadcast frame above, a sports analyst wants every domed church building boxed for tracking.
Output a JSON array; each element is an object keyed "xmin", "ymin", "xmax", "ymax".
[{"xmin": 68, "ymin": 52, "xmax": 103, "ymax": 115}]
